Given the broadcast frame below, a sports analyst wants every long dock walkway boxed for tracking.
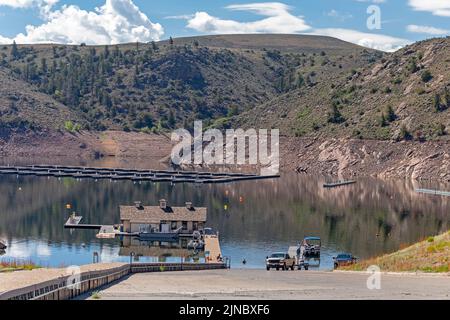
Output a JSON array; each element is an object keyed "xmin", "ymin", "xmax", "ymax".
[
  {"xmin": 323, "ymin": 180, "xmax": 356, "ymax": 188},
  {"xmin": 416, "ymin": 188, "xmax": 450, "ymax": 197},
  {"xmin": 0, "ymin": 165, "xmax": 279, "ymax": 184}
]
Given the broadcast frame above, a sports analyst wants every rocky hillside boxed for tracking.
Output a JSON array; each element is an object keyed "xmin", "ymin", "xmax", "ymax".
[
  {"xmin": 0, "ymin": 68, "xmax": 83, "ymax": 132},
  {"xmin": 0, "ymin": 35, "xmax": 379, "ymax": 133},
  {"xmin": 240, "ymin": 37, "xmax": 450, "ymax": 142}
]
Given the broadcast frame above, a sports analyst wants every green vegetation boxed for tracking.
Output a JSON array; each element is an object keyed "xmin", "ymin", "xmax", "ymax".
[
  {"xmin": 328, "ymin": 103, "xmax": 345, "ymax": 124},
  {"xmin": 421, "ymin": 70, "xmax": 433, "ymax": 83},
  {"xmin": 0, "ymin": 259, "xmax": 40, "ymax": 272},
  {"xmin": 64, "ymin": 121, "xmax": 82, "ymax": 133},
  {"xmin": 342, "ymin": 231, "xmax": 450, "ymax": 273}
]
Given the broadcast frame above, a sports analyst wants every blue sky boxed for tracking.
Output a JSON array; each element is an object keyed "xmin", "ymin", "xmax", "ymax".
[{"xmin": 0, "ymin": 0, "xmax": 449, "ymax": 51}]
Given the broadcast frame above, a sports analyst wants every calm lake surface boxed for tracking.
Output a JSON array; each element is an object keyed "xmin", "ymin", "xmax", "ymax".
[{"xmin": 0, "ymin": 162, "xmax": 449, "ymax": 270}]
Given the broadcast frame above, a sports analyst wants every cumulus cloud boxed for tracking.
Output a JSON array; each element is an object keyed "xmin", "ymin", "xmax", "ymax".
[
  {"xmin": 186, "ymin": 2, "xmax": 409, "ymax": 52},
  {"xmin": 407, "ymin": 24, "xmax": 449, "ymax": 35},
  {"xmin": 0, "ymin": 0, "xmax": 164, "ymax": 45},
  {"xmin": 187, "ymin": 2, "xmax": 310, "ymax": 34},
  {"xmin": 409, "ymin": 0, "xmax": 450, "ymax": 17}
]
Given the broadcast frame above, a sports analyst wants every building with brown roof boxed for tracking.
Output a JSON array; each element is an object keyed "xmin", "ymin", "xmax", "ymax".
[{"xmin": 120, "ymin": 199, "xmax": 207, "ymax": 235}]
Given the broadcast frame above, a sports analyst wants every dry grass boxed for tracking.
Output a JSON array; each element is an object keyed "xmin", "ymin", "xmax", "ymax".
[
  {"xmin": 0, "ymin": 259, "xmax": 40, "ymax": 272},
  {"xmin": 342, "ymin": 231, "xmax": 450, "ymax": 273}
]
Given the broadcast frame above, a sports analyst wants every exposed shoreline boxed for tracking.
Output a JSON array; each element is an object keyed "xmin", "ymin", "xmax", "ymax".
[{"xmin": 1, "ymin": 130, "xmax": 449, "ymax": 182}]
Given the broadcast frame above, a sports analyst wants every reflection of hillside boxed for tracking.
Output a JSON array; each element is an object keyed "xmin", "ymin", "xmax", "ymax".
[
  {"xmin": 205, "ymin": 176, "xmax": 450, "ymax": 258},
  {"xmin": 0, "ymin": 174, "xmax": 448, "ymax": 260}
]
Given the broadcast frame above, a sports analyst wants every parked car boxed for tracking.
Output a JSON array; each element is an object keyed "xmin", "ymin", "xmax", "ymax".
[
  {"xmin": 302, "ymin": 237, "xmax": 321, "ymax": 257},
  {"xmin": 333, "ymin": 253, "xmax": 357, "ymax": 269},
  {"xmin": 266, "ymin": 252, "xmax": 296, "ymax": 270}
]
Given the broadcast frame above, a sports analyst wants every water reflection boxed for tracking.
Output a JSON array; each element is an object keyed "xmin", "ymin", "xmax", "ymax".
[{"xmin": 0, "ymin": 172, "xmax": 448, "ymax": 269}]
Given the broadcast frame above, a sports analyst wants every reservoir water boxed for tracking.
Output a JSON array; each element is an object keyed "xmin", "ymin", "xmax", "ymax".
[{"xmin": 0, "ymin": 168, "xmax": 449, "ymax": 270}]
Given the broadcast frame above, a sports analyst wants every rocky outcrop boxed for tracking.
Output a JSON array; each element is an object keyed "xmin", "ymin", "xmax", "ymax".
[{"xmin": 282, "ymin": 137, "xmax": 450, "ymax": 181}]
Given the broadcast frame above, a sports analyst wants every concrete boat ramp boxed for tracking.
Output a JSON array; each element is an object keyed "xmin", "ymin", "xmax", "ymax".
[{"xmin": 0, "ymin": 165, "xmax": 279, "ymax": 184}]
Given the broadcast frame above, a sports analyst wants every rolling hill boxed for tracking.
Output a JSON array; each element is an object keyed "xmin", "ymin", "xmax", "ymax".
[{"xmin": 0, "ymin": 34, "xmax": 380, "ymax": 132}]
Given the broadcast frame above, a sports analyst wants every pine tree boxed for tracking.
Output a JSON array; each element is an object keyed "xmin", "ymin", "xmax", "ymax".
[
  {"xmin": 104, "ymin": 45, "xmax": 110, "ymax": 59},
  {"xmin": 380, "ymin": 113, "xmax": 387, "ymax": 127},
  {"xmin": 386, "ymin": 105, "xmax": 396, "ymax": 122},
  {"xmin": 11, "ymin": 40, "xmax": 19, "ymax": 59},
  {"xmin": 443, "ymin": 88, "xmax": 450, "ymax": 109},
  {"xmin": 434, "ymin": 93, "xmax": 442, "ymax": 112},
  {"xmin": 328, "ymin": 103, "xmax": 344, "ymax": 124},
  {"xmin": 41, "ymin": 58, "xmax": 47, "ymax": 74}
]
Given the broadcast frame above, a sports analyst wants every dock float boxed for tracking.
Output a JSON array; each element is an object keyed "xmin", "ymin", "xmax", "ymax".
[
  {"xmin": 323, "ymin": 180, "xmax": 356, "ymax": 188},
  {"xmin": 0, "ymin": 165, "xmax": 279, "ymax": 185},
  {"xmin": 416, "ymin": 188, "xmax": 450, "ymax": 197}
]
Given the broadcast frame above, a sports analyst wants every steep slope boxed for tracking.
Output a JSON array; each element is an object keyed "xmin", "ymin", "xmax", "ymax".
[
  {"xmin": 0, "ymin": 67, "xmax": 83, "ymax": 132},
  {"xmin": 240, "ymin": 37, "xmax": 450, "ymax": 141}
]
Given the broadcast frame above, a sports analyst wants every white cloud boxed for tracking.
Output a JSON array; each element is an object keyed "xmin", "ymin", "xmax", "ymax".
[
  {"xmin": 186, "ymin": 2, "xmax": 409, "ymax": 52},
  {"xmin": 409, "ymin": 0, "xmax": 450, "ymax": 17},
  {"xmin": 0, "ymin": 0, "xmax": 164, "ymax": 45},
  {"xmin": 326, "ymin": 9, "xmax": 353, "ymax": 21},
  {"xmin": 356, "ymin": 0, "xmax": 386, "ymax": 3},
  {"xmin": 187, "ymin": 2, "xmax": 310, "ymax": 34},
  {"xmin": 164, "ymin": 14, "xmax": 195, "ymax": 20},
  {"xmin": 407, "ymin": 24, "xmax": 449, "ymax": 35},
  {"xmin": 0, "ymin": 0, "xmax": 58, "ymax": 17},
  {"xmin": 0, "ymin": 35, "xmax": 12, "ymax": 44},
  {"xmin": 0, "ymin": 0, "xmax": 54, "ymax": 8},
  {"xmin": 312, "ymin": 28, "xmax": 411, "ymax": 52}
]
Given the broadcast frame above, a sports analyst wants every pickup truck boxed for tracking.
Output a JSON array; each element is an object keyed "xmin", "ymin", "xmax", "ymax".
[{"xmin": 266, "ymin": 252, "xmax": 296, "ymax": 270}]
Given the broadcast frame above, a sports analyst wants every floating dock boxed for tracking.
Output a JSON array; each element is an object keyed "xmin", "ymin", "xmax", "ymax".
[
  {"xmin": 64, "ymin": 216, "xmax": 131, "ymax": 238},
  {"xmin": 323, "ymin": 180, "xmax": 356, "ymax": 188},
  {"xmin": 0, "ymin": 165, "xmax": 279, "ymax": 184},
  {"xmin": 416, "ymin": 188, "xmax": 450, "ymax": 197}
]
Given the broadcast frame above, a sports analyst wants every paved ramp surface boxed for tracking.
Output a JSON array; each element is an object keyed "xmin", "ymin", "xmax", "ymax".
[{"xmin": 84, "ymin": 269, "xmax": 450, "ymax": 300}]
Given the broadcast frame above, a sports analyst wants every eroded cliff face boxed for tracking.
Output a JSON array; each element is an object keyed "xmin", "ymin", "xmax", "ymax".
[{"xmin": 281, "ymin": 137, "xmax": 450, "ymax": 181}]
